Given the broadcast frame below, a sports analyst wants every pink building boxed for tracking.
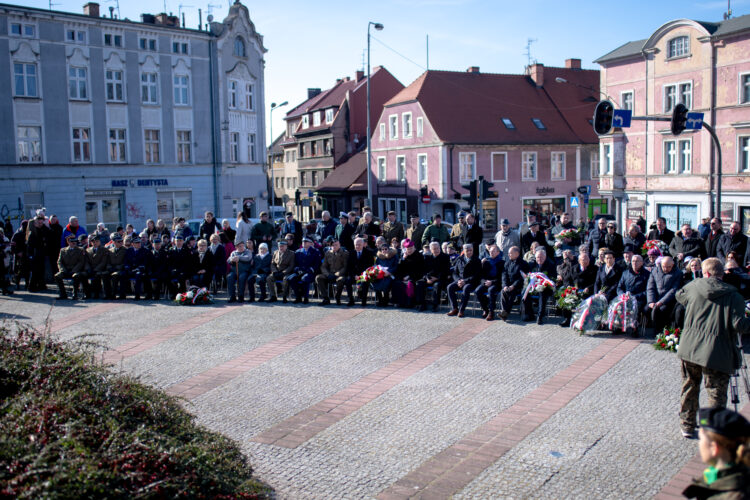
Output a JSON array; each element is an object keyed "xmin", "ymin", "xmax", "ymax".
[
  {"xmin": 595, "ymin": 14, "xmax": 750, "ymax": 232},
  {"xmin": 370, "ymin": 61, "xmax": 602, "ymax": 227}
]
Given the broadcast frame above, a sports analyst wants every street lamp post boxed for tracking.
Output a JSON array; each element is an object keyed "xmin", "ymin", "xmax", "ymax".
[
  {"xmin": 366, "ymin": 21, "xmax": 384, "ymax": 209},
  {"xmin": 269, "ymin": 100, "xmax": 288, "ymax": 214}
]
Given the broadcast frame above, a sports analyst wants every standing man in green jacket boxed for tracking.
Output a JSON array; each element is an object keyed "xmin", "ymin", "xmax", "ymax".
[
  {"xmin": 421, "ymin": 213, "xmax": 451, "ymax": 246},
  {"xmin": 676, "ymin": 257, "xmax": 750, "ymax": 439}
]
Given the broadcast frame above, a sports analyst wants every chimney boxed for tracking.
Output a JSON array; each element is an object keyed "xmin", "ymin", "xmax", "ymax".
[
  {"xmin": 307, "ymin": 88, "xmax": 321, "ymax": 99},
  {"xmin": 155, "ymin": 13, "xmax": 169, "ymax": 24},
  {"xmin": 83, "ymin": 2, "xmax": 100, "ymax": 17},
  {"xmin": 356, "ymin": 70, "xmax": 364, "ymax": 82},
  {"xmin": 141, "ymin": 13, "xmax": 156, "ymax": 24},
  {"xmin": 529, "ymin": 63, "xmax": 544, "ymax": 87},
  {"xmin": 466, "ymin": 66, "xmax": 480, "ymax": 73},
  {"xmin": 565, "ymin": 58, "xmax": 581, "ymax": 69}
]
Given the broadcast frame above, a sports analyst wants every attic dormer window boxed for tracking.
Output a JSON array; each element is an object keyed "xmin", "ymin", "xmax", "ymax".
[
  {"xmin": 234, "ymin": 36, "xmax": 246, "ymax": 58},
  {"xmin": 501, "ymin": 118, "xmax": 515, "ymax": 129},
  {"xmin": 667, "ymin": 36, "xmax": 689, "ymax": 59},
  {"xmin": 532, "ymin": 118, "xmax": 546, "ymax": 130}
]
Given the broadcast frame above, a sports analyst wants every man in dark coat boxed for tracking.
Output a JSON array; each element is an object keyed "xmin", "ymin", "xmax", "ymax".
[
  {"xmin": 594, "ymin": 250, "xmax": 623, "ymax": 303},
  {"xmin": 446, "ymin": 243, "xmax": 481, "ymax": 317},
  {"xmin": 346, "ymin": 237, "xmax": 376, "ymax": 306},
  {"xmin": 167, "ymin": 234, "xmax": 192, "ymax": 297},
  {"xmin": 189, "ymin": 238, "xmax": 214, "ymax": 289},
  {"xmin": 462, "ymin": 213, "xmax": 484, "ymax": 257},
  {"xmin": 499, "ymin": 246, "xmax": 529, "ymax": 320},
  {"xmin": 26, "ymin": 216, "xmax": 49, "ymax": 292},
  {"xmin": 705, "ymin": 217, "xmax": 724, "ymax": 259},
  {"xmin": 474, "ymin": 244, "xmax": 503, "ymax": 321},
  {"xmin": 335, "ymin": 212, "xmax": 356, "ymax": 253},
  {"xmin": 617, "ymin": 254, "xmax": 651, "ymax": 314},
  {"xmin": 558, "ymin": 252, "xmax": 598, "ymax": 327},
  {"xmin": 289, "ymin": 237, "xmax": 321, "ymax": 304},
  {"xmin": 646, "ymin": 256, "xmax": 683, "ymax": 334},
  {"xmin": 669, "ymin": 223, "xmax": 706, "ymax": 268},
  {"xmin": 124, "ymin": 236, "xmax": 153, "ymax": 300},
  {"xmin": 198, "ymin": 211, "xmax": 219, "ymax": 241},
  {"xmin": 416, "ymin": 241, "xmax": 451, "ymax": 312},
  {"xmin": 315, "ymin": 211, "xmax": 339, "ymax": 242},
  {"xmin": 522, "ymin": 247, "xmax": 557, "ymax": 324},
  {"xmin": 355, "ymin": 212, "xmax": 381, "ymax": 250},
  {"xmin": 280, "ymin": 212, "xmax": 304, "ymax": 250},
  {"xmin": 106, "ymin": 233, "xmax": 127, "ymax": 299},
  {"xmin": 647, "ymin": 217, "xmax": 675, "ymax": 246},
  {"xmin": 624, "ymin": 223, "xmax": 647, "ymax": 253},
  {"xmin": 521, "ymin": 221, "xmax": 547, "ymax": 255},
  {"xmin": 55, "ymin": 234, "xmax": 88, "ymax": 299},
  {"xmin": 148, "ymin": 237, "xmax": 169, "ymax": 300},
  {"xmin": 587, "ymin": 218, "xmax": 608, "ymax": 256},
  {"xmin": 47, "ymin": 214, "xmax": 63, "ymax": 277},
  {"xmin": 717, "ymin": 221, "xmax": 748, "ymax": 264},
  {"xmin": 603, "ymin": 222, "xmax": 625, "ymax": 260},
  {"xmin": 405, "ymin": 214, "xmax": 426, "ymax": 251},
  {"xmin": 86, "ymin": 235, "xmax": 109, "ymax": 299}
]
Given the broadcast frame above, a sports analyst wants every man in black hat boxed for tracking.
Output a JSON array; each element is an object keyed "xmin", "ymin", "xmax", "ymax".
[
  {"xmin": 450, "ymin": 211, "xmax": 467, "ymax": 246},
  {"xmin": 521, "ymin": 220, "xmax": 547, "ymax": 255},
  {"xmin": 55, "ymin": 234, "xmax": 88, "ymax": 299},
  {"xmin": 335, "ymin": 212, "xmax": 355, "ymax": 252},
  {"xmin": 382, "ymin": 210, "xmax": 405, "ymax": 243},
  {"xmin": 106, "ymin": 233, "xmax": 127, "ymax": 299}
]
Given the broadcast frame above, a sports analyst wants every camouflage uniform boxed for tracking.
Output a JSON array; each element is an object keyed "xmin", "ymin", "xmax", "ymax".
[{"xmin": 679, "ymin": 360, "xmax": 730, "ymax": 433}]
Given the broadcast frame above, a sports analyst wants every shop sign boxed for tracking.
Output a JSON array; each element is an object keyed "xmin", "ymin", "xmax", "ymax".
[
  {"xmin": 626, "ymin": 200, "xmax": 646, "ymax": 226},
  {"xmin": 721, "ymin": 203, "xmax": 734, "ymax": 230},
  {"xmin": 111, "ymin": 179, "xmax": 169, "ymax": 188},
  {"xmin": 536, "ymin": 187, "xmax": 554, "ymax": 196}
]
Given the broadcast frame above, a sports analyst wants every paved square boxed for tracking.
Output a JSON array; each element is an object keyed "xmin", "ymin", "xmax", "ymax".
[{"xmin": 2, "ymin": 290, "xmax": 745, "ymax": 499}]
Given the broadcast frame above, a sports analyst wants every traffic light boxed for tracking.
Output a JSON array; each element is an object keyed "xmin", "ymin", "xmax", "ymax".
[
  {"xmin": 461, "ymin": 179, "xmax": 478, "ymax": 209},
  {"xmin": 593, "ymin": 100, "xmax": 614, "ymax": 136},
  {"xmin": 671, "ymin": 103, "xmax": 688, "ymax": 136},
  {"xmin": 480, "ymin": 178, "xmax": 496, "ymax": 199}
]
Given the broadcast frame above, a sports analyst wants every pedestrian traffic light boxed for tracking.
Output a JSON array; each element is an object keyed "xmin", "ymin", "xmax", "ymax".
[
  {"xmin": 671, "ymin": 103, "xmax": 689, "ymax": 136},
  {"xmin": 461, "ymin": 179, "xmax": 478, "ymax": 209},
  {"xmin": 593, "ymin": 100, "xmax": 614, "ymax": 136},
  {"xmin": 480, "ymin": 178, "xmax": 496, "ymax": 199}
]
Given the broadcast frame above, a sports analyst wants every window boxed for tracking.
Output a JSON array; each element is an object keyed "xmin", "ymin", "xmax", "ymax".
[
  {"xmin": 245, "ymin": 83, "xmax": 254, "ymax": 110},
  {"xmin": 664, "ymin": 82, "xmax": 691, "ymax": 112},
  {"xmin": 177, "ymin": 130, "xmax": 191, "ymax": 163},
  {"xmin": 323, "ymin": 138, "xmax": 331, "ymax": 155},
  {"xmin": 590, "ymin": 151, "xmax": 600, "ymax": 178},
  {"xmin": 108, "ymin": 129, "xmax": 126, "ymax": 163},
  {"xmin": 551, "ymin": 152, "xmax": 566, "ymax": 180},
  {"xmin": 664, "ymin": 85, "xmax": 677, "ymax": 112},
  {"xmin": 502, "ymin": 118, "xmax": 515, "ymax": 129},
  {"xmin": 459, "ymin": 152, "xmax": 476, "ymax": 182},
  {"xmin": 418, "ymin": 154, "xmax": 428, "ymax": 184},
  {"xmin": 247, "ymin": 133, "xmax": 256, "ymax": 162},
  {"xmin": 311, "ymin": 171, "xmax": 318, "ymax": 187},
  {"xmin": 325, "ymin": 109, "xmax": 334, "ymax": 124},
  {"xmin": 664, "ymin": 140, "xmax": 692, "ymax": 174},
  {"xmin": 157, "ymin": 191, "xmax": 192, "ymax": 221},
  {"xmin": 144, "ymin": 129, "xmax": 160, "ymax": 163},
  {"xmin": 740, "ymin": 137, "xmax": 750, "ymax": 173},
  {"xmin": 667, "ymin": 36, "xmax": 690, "ymax": 59},
  {"xmin": 378, "ymin": 157, "xmax": 386, "ymax": 182},
  {"xmin": 14, "ymin": 63, "xmax": 37, "ymax": 97},
  {"xmin": 104, "ymin": 33, "xmax": 122, "ymax": 47},
  {"xmin": 234, "ymin": 37, "xmax": 246, "ymax": 57},
  {"xmin": 139, "ymin": 38, "xmax": 156, "ymax": 51},
  {"xmin": 10, "ymin": 23, "xmax": 20, "ymax": 36},
  {"xmin": 106, "ymin": 70, "xmax": 124, "ymax": 102},
  {"xmin": 602, "ymin": 144, "xmax": 612, "ymax": 175},
  {"xmin": 11, "ymin": 23, "xmax": 35, "ymax": 38},
  {"xmin": 389, "ymin": 115, "xmax": 398, "ymax": 139},
  {"xmin": 679, "ymin": 83, "xmax": 692, "ymax": 110},
  {"xmin": 72, "ymin": 128, "xmax": 91, "ymax": 163},
  {"xmin": 17, "ymin": 126, "xmax": 41, "ymax": 163},
  {"xmin": 313, "ymin": 111, "xmax": 321, "ymax": 127},
  {"xmin": 621, "ymin": 91, "xmax": 634, "ymax": 111},
  {"xmin": 741, "ymin": 74, "xmax": 750, "ymax": 104},
  {"xmin": 228, "ymin": 81, "xmax": 237, "ymax": 109},
  {"xmin": 173, "ymin": 75, "xmax": 189, "ymax": 105},
  {"xmin": 66, "ymin": 30, "xmax": 86, "ymax": 43},
  {"xmin": 680, "ymin": 140, "xmax": 692, "ymax": 173},
  {"xmin": 658, "ymin": 204, "xmax": 697, "ymax": 231},
  {"xmin": 491, "ymin": 152, "xmax": 507, "ymax": 182},
  {"xmin": 302, "ymin": 114, "xmax": 309, "ymax": 129},
  {"xmin": 402, "ymin": 112, "xmax": 412, "ymax": 138},
  {"xmin": 141, "ymin": 72, "xmax": 158, "ymax": 104},
  {"xmin": 379, "ymin": 123, "xmax": 385, "ymax": 142},
  {"xmin": 416, "ymin": 117, "xmax": 424, "ymax": 137},
  {"xmin": 23, "ymin": 192, "xmax": 43, "ymax": 219},
  {"xmin": 68, "ymin": 67, "xmax": 87, "ymax": 100},
  {"xmin": 532, "ymin": 118, "xmax": 546, "ymax": 130},
  {"xmin": 521, "ymin": 152, "xmax": 537, "ymax": 181},
  {"xmin": 172, "ymin": 41, "xmax": 188, "ymax": 54},
  {"xmin": 230, "ymin": 132, "xmax": 239, "ymax": 162},
  {"xmin": 396, "ymin": 156, "xmax": 406, "ymax": 183}
]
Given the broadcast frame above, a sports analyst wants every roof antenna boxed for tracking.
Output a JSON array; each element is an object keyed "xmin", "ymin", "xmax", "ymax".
[
  {"xmin": 524, "ymin": 38, "xmax": 538, "ymax": 70},
  {"xmin": 724, "ymin": 0, "xmax": 732, "ymax": 19}
]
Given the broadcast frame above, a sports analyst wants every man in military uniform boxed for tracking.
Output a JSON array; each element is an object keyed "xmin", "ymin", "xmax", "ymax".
[
  {"xmin": 289, "ymin": 237, "xmax": 321, "ymax": 304},
  {"xmin": 167, "ymin": 234, "xmax": 192, "ymax": 297},
  {"xmin": 124, "ymin": 236, "xmax": 152, "ymax": 300},
  {"xmin": 421, "ymin": 214, "xmax": 451, "ymax": 246},
  {"xmin": 148, "ymin": 236, "xmax": 169, "ymax": 300},
  {"xmin": 316, "ymin": 238, "xmax": 349, "ymax": 305},
  {"xmin": 55, "ymin": 234, "xmax": 88, "ymax": 299},
  {"xmin": 450, "ymin": 211, "xmax": 467, "ymax": 246},
  {"xmin": 267, "ymin": 239, "xmax": 296, "ymax": 303},
  {"xmin": 382, "ymin": 211, "xmax": 405, "ymax": 243},
  {"xmin": 86, "ymin": 235, "xmax": 109, "ymax": 299},
  {"xmin": 107, "ymin": 233, "xmax": 128, "ymax": 299}
]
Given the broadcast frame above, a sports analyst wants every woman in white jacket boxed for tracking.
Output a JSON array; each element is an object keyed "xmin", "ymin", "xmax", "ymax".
[{"xmin": 235, "ymin": 213, "xmax": 252, "ymax": 246}]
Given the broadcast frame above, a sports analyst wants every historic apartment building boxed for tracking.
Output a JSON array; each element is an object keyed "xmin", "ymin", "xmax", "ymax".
[
  {"xmin": 595, "ymin": 14, "xmax": 750, "ymax": 232},
  {"xmin": 0, "ymin": 1, "xmax": 267, "ymax": 233}
]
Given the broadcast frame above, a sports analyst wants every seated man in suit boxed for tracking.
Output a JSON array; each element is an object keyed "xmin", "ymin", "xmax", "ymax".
[
  {"xmin": 346, "ymin": 237, "xmax": 376, "ymax": 306},
  {"xmin": 266, "ymin": 239, "xmax": 296, "ymax": 303},
  {"xmin": 499, "ymin": 246, "xmax": 529, "ymax": 320},
  {"xmin": 416, "ymin": 241, "xmax": 451, "ymax": 312},
  {"xmin": 446, "ymin": 243, "xmax": 482, "ymax": 318},
  {"xmin": 474, "ymin": 244, "xmax": 504, "ymax": 321},
  {"xmin": 594, "ymin": 250, "xmax": 622, "ymax": 303},
  {"xmin": 522, "ymin": 247, "xmax": 557, "ymax": 325},
  {"xmin": 558, "ymin": 252, "xmax": 598, "ymax": 327}
]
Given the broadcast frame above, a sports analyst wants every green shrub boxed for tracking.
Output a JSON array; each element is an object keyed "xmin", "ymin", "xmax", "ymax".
[{"xmin": 0, "ymin": 324, "xmax": 270, "ymax": 499}]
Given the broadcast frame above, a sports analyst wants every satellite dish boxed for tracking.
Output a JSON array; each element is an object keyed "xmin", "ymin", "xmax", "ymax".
[{"xmin": 207, "ymin": 14, "xmax": 214, "ymax": 22}]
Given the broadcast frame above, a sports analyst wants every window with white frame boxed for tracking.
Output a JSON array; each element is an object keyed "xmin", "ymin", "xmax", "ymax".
[
  {"xmin": 663, "ymin": 139, "xmax": 691, "ymax": 174},
  {"xmin": 590, "ymin": 151, "xmax": 600, "ymax": 178},
  {"xmin": 551, "ymin": 152, "xmax": 566, "ymax": 180},
  {"xmin": 139, "ymin": 38, "xmax": 156, "ymax": 51},
  {"xmin": 680, "ymin": 140, "xmax": 692, "ymax": 173},
  {"xmin": 325, "ymin": 108, "xmax": 334, "ymax": 124},
  {"xmin": 459, "ymin": 152, "xmax": 476, "ymax": 182},
  {"xmin": 66, "ymin": 29, "xmax": 86, "ymax": 43},
  {"xmin": 740, "ymin": 136, "xmax": 750, "ymax": 173},
  {"xmin": 234, "ymin": 37, "xmax": 245, "ymax": 57},
  {"xmin": 602, "ymin": 144, "xmax": 612, "ymax": 175},
  {"xmin": 487, "ymin": 152, "xmax": 505, "ymax": 182},
  {"xmin": 228, "ymin": 80, "xmax": 237, "ymax": 109},
  {"xmin": 177, "ymin": 130, "xmax": 191, "ymax": 163},
  {"xmin": 144, "ymin": 129, "xmax": 160, "ymax": 164},
  {"xmin": 667, "ymin": 36, "xmax": 689, "ymax": 59},
  {"xmin": 245, "ymin": 83, "xmax": 254, "ymax": 110},
  {"xmin": 302, "ymin": 115, "xmax": 309, "ymax": 129},
  {"xmin": 679, "ymin": 83, "xmax": 692, "ymax": 109},
  {"xmin": 741, "ymin": 74, "xmax": 750, "ymax": 104},
  {"xmin": 17, "ymin": 126, "xmax": 41, "ymax": 163},
  {"xmin": 377, "ymin": 157, "xmax": 386, "ymax": 182},
  {"xmin": 416, "ymin": 117, "xmax": 423, "ymax": 137},
  {"xmin": 418, "ymin": 154, "xmax": 428, "ymax": 184},
  {"xmin": 664, "ymin": 141, "xmax": 677, "ymax": 174},
  {"xmin": 402, "ymin": 112, "xmax": 412, "ymax": 138},
  {"xmin": 664, "ymin": 82, "xmax": 691, "ymax": 112},
  {"xmin": 521, "ymin": 152, "xmax": 537, "ymax": 181},
  {"xmin": 141, "ymin": 72, "xmax": 158, "ymax": 104},
  {"xmin": 313, "ymin": 111, "xmax": 321, "ymax": 127},
  {"xmin": 68, "ymin": 67, "xmax": 87, "ymax": 100},
  {"xmin": 229, "ymin": 132, "xmax": 239, "ymax": 163},
  {"xmin": 103, "ymin": 33, "xmax": 122, "ymax": 47},
  {"xmin": 389, "ymin": 115, "xmax": 398, "ymax": 139},
  {"xmin": 247, "ymin": 133, "xmax": 256, "ymax": 162},
  {"xmin": 621, "ymin": 91, "xmax": 634, "ymax": 111},
  {"xmin": 379, "ymin": 123, "xmax": 385, "ymax": 142},
  {"xmin": 11, "ymin": 23, "xmax": 35, "ymax": 38},
  {"xmin": 14, "ymin": 63, "xmax": 37, "ymax": 97},
  {"xmin": 72, "ymin": 128, "xmax": 91, "ymax": 162},
  {"xmin": 396, "ymin": 156, "xmax": 406, "ymax": 183},
  {"xmin": 105, "ymin": 69, "xmax": 123, "ymax": 102},
  {"xmin": 664, "ymin": 85, "xmax": 676, "ymax": 113},
  {"xmin": 108, "ymin": 128, "xmax": 126, "ymax": 163},
  {"xmin": 173, "ymin": 75, "xmax": 189, "ymax": 105}
]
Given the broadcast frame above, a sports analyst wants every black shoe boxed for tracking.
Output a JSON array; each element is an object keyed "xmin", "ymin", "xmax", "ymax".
[
  {"xmin": 57, "ymin": 294, "xmax": 68, "ymax": 300},
  {"xmin": 418, "ymin": 304, "xmax": 427, "ymax": 312},
  {"xmin": 134, "ymin": 295, "xmax": 140, "ymax": 301},
  {"xmin": 537, "ymin": 317, "xmax": 544, "ymax": 325},
  {"xmin": 303, "ymin": 296, "xmax": 309, "ymax": 304},
  {"xmin": 432, "ymin": 305, "xmax": 439, "ymax": 312},
  {"xmin": 320, "ymin": 298, "xmax": 330, "ymax": 306},
  {"xmin": 228, "ymin": 296, "xmax": 237, "ymax": 303},
  {"xmin": 258, "ymin": 296, "xmax": 266, "ymax": 302},
  {"xmin": 238, "ymin": 297, "xmax": 244, "ymax": 303},
  {"xmin": 268, "ymin": 296, "xmax": 277, "ymax": 303},
  {"xmin": 522, "ymin": 315, "xmax": 533, "ymax": 322},
  {"xmin": 283, "ymin": 297, "xmax": 288, "ymax": 304},
  {"xmin": 559, "ymin": 318, "xmax": 571, "ymax": 327},
  {"xmin": 293, "ymin": 296, "xmax": 302, "ymax": 304},
  {"xmin": 336, "ymin": 297, "xmax": 341, "ymax": 305},
  {"xmin": 248, "ymin": 297, "xmax": 255, "ymax": 303},
  {"xmin": 347, "ymin": 299, "xmax": 355, "ymax": 307}
]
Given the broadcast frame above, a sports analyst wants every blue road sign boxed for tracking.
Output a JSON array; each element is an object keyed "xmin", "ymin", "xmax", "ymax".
[
  {"xmin": 571, "ymin": 197, "xmax": 579, "ymax": 208},
  {"xmin": 612, "ymin": 109, "xmax": 632, "ymax": 128},
  {"xmin": 686, "ymin": 112, "xmax": 704, "ymax": 130}
]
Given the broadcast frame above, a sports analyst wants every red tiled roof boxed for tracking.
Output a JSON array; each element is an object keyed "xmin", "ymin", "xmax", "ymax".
[
  {"xmin": 315, "ymin": 150, "xmax": 366, "ymax": 192},
  {"xmin": 384, "ymin": 67, "xmax": 599, "ymax": 145}
]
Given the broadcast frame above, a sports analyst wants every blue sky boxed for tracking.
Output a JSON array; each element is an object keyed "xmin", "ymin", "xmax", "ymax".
[{"xmin": 12, "ymin": 0, "xmax": 750, "ymax": 142}]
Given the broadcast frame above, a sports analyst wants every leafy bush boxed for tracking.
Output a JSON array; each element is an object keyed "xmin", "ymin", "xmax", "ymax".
[{"xmin": 0, "ymin": 324, "xmax": 270, "ymax": 499}]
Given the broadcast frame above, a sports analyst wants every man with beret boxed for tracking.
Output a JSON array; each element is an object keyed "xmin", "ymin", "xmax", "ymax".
[
  {"xmin": 148, "ymin": 236, "xmax": 169, "ymax": 300},
  {"xmin": 289, "ymin": 237, "xmax": 321, "ymax": 304},
  {"xmin": 167, "ymin": 234, "xmax": 192, "ymax": 297},
  {"xmin": 86, "ymin": 235, "xmax": 109, "ymax": 299},
  {"xmin": 495, "ymin": 218, "xmax": 521, "ymax": 260},
  {"xmin": 124, "ymin": 236, "xmax": 152, "ymax": 300},
  {"xmin": 267, "ymin": 239, "xmax": 296, "ymax": 303},
  {"xmin": 676, "ymin": 257, "xmax": 750, "ymax": 438},
  {"xmin": 382, "ymin": 210, "xmax": 405, "ymax": 243},
  {"xmin": 316, "ymin": 238, "xmax": 349, "ymax": 305},
  {"xmin": 55, "ymin": 234, "xmax": 88, "ymax": 299},
  {"xmin": 406, "ymin": 214, "xmax": 426, "ymax": 250}
]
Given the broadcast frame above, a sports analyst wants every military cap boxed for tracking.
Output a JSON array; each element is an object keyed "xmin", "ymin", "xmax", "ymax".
[
  {"xmin": 623, "ymin": 243, "xmax": 635, "ymax": 254},
  {"xmin": 132, "ymin": 237, "xmax": 141, "ymax": 243},
  {"xmin": 324, "ymin": 235, "xmax": 335, "ymax": 243},
  {"xmin": 78, "ymin": 234, "xmax": 88, "ymax": 242},
  {"xmin": 339, "ymin": 212, "xmax": 348, "ymax": 219},
  {"xmin": 302, "ymin": 236, "xmax": 313, "ymax": 243},
  {"xmin": 259, "ymin": 211, "xmax": 268, "ymax": 217},
  {"xmin": 65, "ymin": 234, "xmax": 77, "ymax": 241},
  {"xmin": 529, "ymin": 221, "xmax": 540, "ymax": 227},
  {"xmin": 152, "ymin": 236, "xmax": 162, "ymax": 244},
  {"xmin": 699, "ymin": 407, "xmax": 750, "ymax": 439},
  {"xmin": 111, "ymin": 233, "xmax": 123, "ymax": 242},
  {"xmin": 278, "ymin": 239, "xmax": 288, "ymax": 246},
  {"xmin": 387, "ymin": 210, "xmax": 396, "ymax": 216},
  {"xmin": 286, "ymin": 211, "xmax": 294, "ymax": 217},
  {"xmin": 458, "ymin": 211, "xmax": 467, "ymax": 218},
  {"xmin": 174, "ymin": 234, "xmax": 185, "ymax": 241}
]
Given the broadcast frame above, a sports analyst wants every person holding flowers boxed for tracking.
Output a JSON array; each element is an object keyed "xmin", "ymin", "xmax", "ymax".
[
  {"xmin": 617, "ymin": 254, "xmax": 650, "ymax": 315},
  {"xmin": 558, "ymin": 252, "xmax": 598, "ymax": 327},
  {"xmin": 547, "ymin": 213, "xmax": 582, "ymax": 259},
  {"xmin": 594, "ymin": 250, "xmax": 622, "ymax": 303},
  {"xmin": 522, "ymin": 247, "xmax": 557, "ymax": 325},
  {"xmin": 647, "ymin": 217, "xmax": 675, "ymax": 246},
  {"xmin": 372, "ymin": 241, "xmax": 399, "ymax": 307}
]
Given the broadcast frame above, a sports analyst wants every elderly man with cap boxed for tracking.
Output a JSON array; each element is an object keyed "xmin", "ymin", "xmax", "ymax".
[
  {"xmin": 267, "ymin": 239, "xmax": 296, "ymax": 303},
  {"xmin": 55, "ymin": 234, "xmax": 88, "ymax": 299},
  {"xmin": 421, "ymin": 213, "xmax": 450, "ymax": 246},
  {"xmin": 167, "ymin": 234, "xmax": 192, "ymax": 297},
  {"xmin": 289, "ymin": 237, "xmax": 321, "ymax": 304},
  {"xmin": 521, "ymin": 220, "xmax": 547, "ymax": 255},
  {"xmin": 406, "ymin": 214, "xmax": 426, "ymax": 250},
  {"xmin": 190, "ymin": 239, "xmax": 215, "ymax": 289},
  {"xmin": 382, "ymin": 210, "xmax": 405, "ymax": 243},
  {"xmin": 450, "ymin": 211, "xmax": 468, "ymax": 246},
  {"xmin": 316, "ymin": 238, "xmax": 349, "ymax": 305},
  {"xmin": 105, "ymin": 233, "xmax": 127, "ymax": 299},
  {"xmin": 148, "ymin": 236, "xmax": 168, "ymax": 300},
  {"xmin": 85, "ymin": 234, "xmax": 109, "ymax": 299},
  {"xmin": 227, "ymin": 240, "xmax": 253, "ymax": 303},
  {"xmin": 124, "ymin": 235, "xmax": 152, "ymax": 300},
  {"xmin": 495, "ymin": 218, "xmax": 520, "ymax": 260},
  {"xmin": 335, "ymin": 212, "xmax": 355, "ymax": 252}
]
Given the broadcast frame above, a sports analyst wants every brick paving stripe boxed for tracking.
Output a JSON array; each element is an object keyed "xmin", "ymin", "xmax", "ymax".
[
  {"xmin": 49, "ymin": 302, "xmax": 125, "ymax": 333},
  {"xmin": 251, "ymin": 318, "xmax": 492, "ymax": 448},
  {"xmin": 654, "ymin": 403, "xmax": 750, "ymax": 499},
  {"xmin": 166, "ymin": 309, "xmax": 364, "ymax": 399},
  {"xmin": 377, "ymin": 337, "xmax": 641, "ymax": 499},
  {"xmin": 102, "ymin": 306, "xmax": 240, "ymax": 364}
]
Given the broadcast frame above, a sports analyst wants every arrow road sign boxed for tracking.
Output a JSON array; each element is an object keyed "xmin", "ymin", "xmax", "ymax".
[
  {"xmin": 613, "ymin": 109, "xmax": 632, "ymax": 128},
  {"xmin": 686, "ymin": 112, "xmax": 704, "ymax": 130}
]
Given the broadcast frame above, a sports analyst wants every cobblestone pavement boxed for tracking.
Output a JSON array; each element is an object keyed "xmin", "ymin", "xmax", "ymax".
[{"xmin": 2, "ymin": 289, "xmax": 747, "ymax": 499}]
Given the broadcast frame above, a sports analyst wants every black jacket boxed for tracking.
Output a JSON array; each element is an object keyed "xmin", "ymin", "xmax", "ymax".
[
  {"xmin": 521, "ymin": 229, "xmax": 547, "ymax": 254},
  {"xmin": 669, "ymin": 233, "xmax": 706, "ymax": 264},
  {"xmin": 603, "ymin": 232, "xmax": 625, "ymax": 259},
  {"xmin": 587, "ymin": 226, "xmax": 607, "ymax": 256},
  {"xmin": 461, "ymin": 224, "xmax": 484, "ymax": 256},
  {"xmin": 395, "ymin": 251, "xmax": 424, "ymax": 282},
  {"xmin": 199, "ymin": 219, "xmax": 219, "ymax": 241},
  {"xmin": 594, "ymin": 264, "xmax": 623, "ymax": 302},
  {"xmin": 646, "ymin": 228, "xmax": 675, "ymax": 246},
  {"xmin": 422, "ymin": 252, "xmax": 451, "ymax": 282},
  {"xmin": 560, "ymin": 263, "xmax": 598, "ymax": 295},
  {"xmin": 717, "ymin": 232, "xmax": 749, "ymax": 264},
  {"xmin": 705, "ymin": 229, "xmax": 724, "ymax": 258},
  {"xmin": 347, "ymin": 247, "xmax": 376, "ymax": 276},
  {"xmin": 451, "ymin": 255, "xmax": 482, "ymax": 286},
  {"xmin": 502, "ymin": 257, "xmax": 529, "ymax": 290},
  {"xmin": 617, "ymin": 266, "xmax": 650, "ymax": 306},
  {"xmin": 529, "ymin": 258, "xmax": 557, "ymax": 281}
]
